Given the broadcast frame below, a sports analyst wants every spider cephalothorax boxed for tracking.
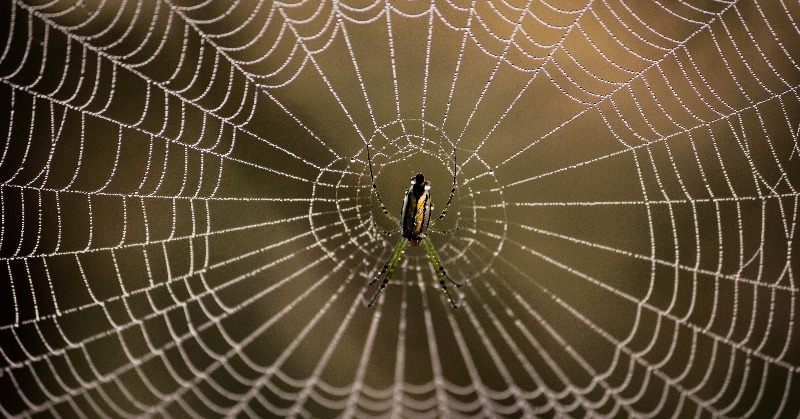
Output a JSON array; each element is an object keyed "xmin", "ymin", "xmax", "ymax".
[{"xmin": 364, "ymin": 148, "xmax": 463, "ymax": 308}]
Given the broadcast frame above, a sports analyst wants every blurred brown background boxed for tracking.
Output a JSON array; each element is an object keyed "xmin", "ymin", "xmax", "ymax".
[{"xmin": 1, "ymin": 0, "xmax": 798, "ymax": 417}]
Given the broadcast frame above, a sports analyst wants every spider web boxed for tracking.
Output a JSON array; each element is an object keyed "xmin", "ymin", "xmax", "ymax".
[{"xmin": 1, "ymin": 0, "xmax": 799, "ymax": 416}]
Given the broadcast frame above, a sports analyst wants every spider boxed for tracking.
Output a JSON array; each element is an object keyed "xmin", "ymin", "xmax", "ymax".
[{"xmin": 364, "ymin": 146, "xmax": 464, "ymax": 309}]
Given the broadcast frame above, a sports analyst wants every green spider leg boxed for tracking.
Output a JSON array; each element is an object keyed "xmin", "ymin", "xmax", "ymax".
[
  {"xmin": 366, "ymin": 146, "xmax": 400, "ymax": 223},
  {"xmin": 372, "ymin": 224, "xmax": 400, "ymax": 237},
  {"xmin": 433, "ymin": 146, "xmax": 457, "ymax": 223},
  {"xmin": 365, "ymin": 237, "xmax": 408, "ymax": 307},
  {"xmin": 423, "ymin": 236, "xmax": 462, "ymax": 308},
  {"xmin": 430, "ymin": 219, "xmax": 467, "ymax": 236}
]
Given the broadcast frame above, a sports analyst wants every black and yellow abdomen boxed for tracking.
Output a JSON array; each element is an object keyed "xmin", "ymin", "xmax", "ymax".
[{"xmin": 401, "ymin": 173, "xmax": 432, "ymax": 245}]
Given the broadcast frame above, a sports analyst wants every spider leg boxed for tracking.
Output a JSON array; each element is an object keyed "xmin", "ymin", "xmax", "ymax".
[
  {"xmin": 364, "ymin": 238, "xmax": 408, "ymax": 307},
  {"xmin": 422, "ymin": 236, "xmax": 462, "ymax": 308},
  {"xmin": 367, "ymin": 238, "xmax": 406, "ymax": 285},
  {"xmin": 430, "ymin": 219, "xmax": 468, "ymax": 235},
  {"xmin": 367, "ymin": 146, "xmax": 400, "ymax": 223},
  {"xmin": 372, "ymin": 223, "xmax": 400, "ymax": 237},
  {"xmin": 434, "ymin": 146, "xmax": 457, "ymax": 223}
]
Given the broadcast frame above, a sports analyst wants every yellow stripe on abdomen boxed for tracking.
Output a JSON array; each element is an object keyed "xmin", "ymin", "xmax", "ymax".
[{"xmin": 414, "ymin": 194, "xmax": 427, "ymax": 235}]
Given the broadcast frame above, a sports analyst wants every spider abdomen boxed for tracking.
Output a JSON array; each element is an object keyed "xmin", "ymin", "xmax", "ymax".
[{"xmin": 401, "ymin": 174, "xmax": 432, "ymax": 245}]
